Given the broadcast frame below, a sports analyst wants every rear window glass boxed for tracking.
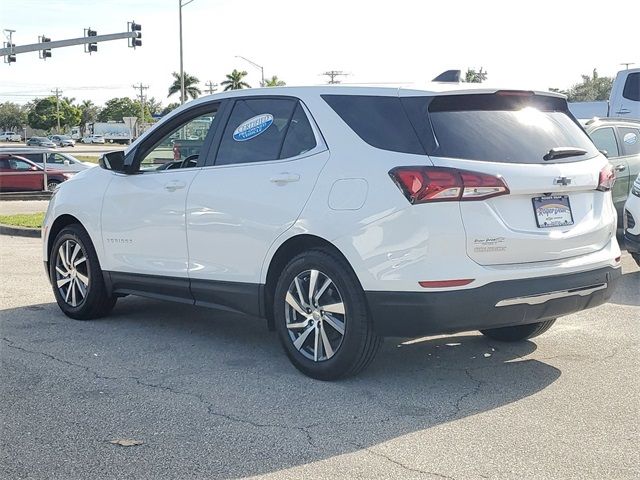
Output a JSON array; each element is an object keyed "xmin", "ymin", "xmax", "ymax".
[
  {"xmin": 322, "ymin": 95, "xmax": 425, "ymax": 155},
  {"xmin": 622, "ymin": 73, "xmax": 640, "ymax": 101},
  {"xmin": 421, "ymin": 94, "xmax": 599, "ymax": 163},
  {"xmin": 323, "ymin": 93, "xmax": 598, "ymax": 163}
]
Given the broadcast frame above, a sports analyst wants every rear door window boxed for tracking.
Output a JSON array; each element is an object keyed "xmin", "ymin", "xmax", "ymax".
[
  {"xmin": 622, "ymin": 73, "xmax": 640, "ymax": 101},
  {"xmin": 589, "ymin": 127, "xmax": 619, "ymax": 157},
  {"xmin": 216, "ymin": 98, "xmax": 302, "ymax": 166},
  {"xmin": 619, "ymin": 127, "xmax": 640, "ymax": 156}
]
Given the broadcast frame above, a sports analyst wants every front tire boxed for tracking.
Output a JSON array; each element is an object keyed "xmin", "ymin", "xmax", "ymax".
[
  {"xmin": 274, "ymin": 249, "xmax": 381, "ymax": 380},
  {"xmin": 480, "ymin": 319, "xmax": 556, "ymax": 342},
  {"xmin": 47, "ymin": 180, "xmax": 60, "ymax": 191},
  {"xmin": 50, "ymin": 224, "xmax": 116, "ymax": 320}
]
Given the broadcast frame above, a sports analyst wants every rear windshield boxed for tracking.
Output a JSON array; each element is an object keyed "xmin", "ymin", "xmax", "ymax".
[{"xmin": 323, "ymin": 93, "xmax": 599, "ymax": 164}]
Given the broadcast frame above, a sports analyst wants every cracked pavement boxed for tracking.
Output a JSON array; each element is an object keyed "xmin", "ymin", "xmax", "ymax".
[{"xmin": 1, "ymin": 235, "xmax": 639, "ymax": 479}]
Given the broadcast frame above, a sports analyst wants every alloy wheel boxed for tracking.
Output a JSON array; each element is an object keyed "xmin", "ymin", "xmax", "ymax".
[
  {"xmin": 55, "ymin": 239, "xmax": 89, "ymax": 307},
  {"xmin": 284, "ymin": 269, "xmax": 346, "ymax": 362}
]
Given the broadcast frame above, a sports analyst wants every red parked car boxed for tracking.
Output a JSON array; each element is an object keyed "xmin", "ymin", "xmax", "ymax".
[{"xmin": 0, "ymin": 154, "xmax": 72, "ymax": 192}]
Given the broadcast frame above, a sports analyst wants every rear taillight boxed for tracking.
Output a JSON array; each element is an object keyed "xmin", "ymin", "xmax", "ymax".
[
  {"xmin": 389, "ymin": 166, "xmax": 509, "ymax": 204},
  {"xmin": 596, "ymin": 164, "xmax": 616, "ymax": 192}
]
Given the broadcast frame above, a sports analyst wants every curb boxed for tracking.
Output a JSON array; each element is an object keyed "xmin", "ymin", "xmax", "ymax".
[
  {"xmin": 0, "ymin": 192, "xmax": 52, "ymax": 201},
  {"xmin": 0, "ymin": 223, "xmax": 41, "ymax": 238}
]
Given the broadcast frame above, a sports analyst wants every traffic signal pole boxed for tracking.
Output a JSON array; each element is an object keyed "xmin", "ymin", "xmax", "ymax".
[{"xmin": 0, "ymin": 31, "xmax": 139, "ymax": 57}]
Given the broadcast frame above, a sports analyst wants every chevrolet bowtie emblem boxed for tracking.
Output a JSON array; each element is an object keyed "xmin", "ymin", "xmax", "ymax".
[{"xmin": 553, "ymin": 177, "xmax": 572, "ymax": 186}]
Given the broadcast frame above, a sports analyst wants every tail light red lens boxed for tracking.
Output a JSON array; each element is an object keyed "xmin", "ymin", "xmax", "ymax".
[
  {"xmin": 596, "ymin": 164, "xmax": 616, "ymax": 192},
  {"xmin": 389, "ymin": 166, "xmax": 509, "ymax": 204}
]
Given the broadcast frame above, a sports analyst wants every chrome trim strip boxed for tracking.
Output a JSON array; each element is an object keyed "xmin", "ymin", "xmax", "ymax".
[{"xmin": 495, "ymin": 283, "xmax": 607, "ymax": 307}]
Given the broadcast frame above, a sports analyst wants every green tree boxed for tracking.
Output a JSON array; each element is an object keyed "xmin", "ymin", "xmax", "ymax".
[
  {"xmin": 221, "ymin": 69, "xmax": 251, "ymax": 91},
  {"xmin": 265, "ymin": 75, "xmax": 286, "ymax": 87},
  {"xmin": 0, "ymin": 102, "xmax": 27, "ymax": 130},
  {"xmin": 27, "ymin": 97, "xmax": 80, "ymax": 132},
  {"xmin": 565, "ymin": 69, "xmax": 613, "ymax": 102},
  {"xmin": 160, "ymin": 102, "xmax": 180, "ymax": 116},
  {"xmin": 98, "ymin": 97, "xmax": 145, "ymax": 122},
  {"xmin": 146, "ymin": 97, "xmax": 163, "ymax": 116},
  {"xmin": 168, "ymin": 72, "xmax": 201, "ymax": 100},
  {"xmin": 464, "ymin": 67, "xmax": 487, "ymax": 83},
  {"xmin": 78, "ymin": 100, "xmax": 100, "ymax": 127}
]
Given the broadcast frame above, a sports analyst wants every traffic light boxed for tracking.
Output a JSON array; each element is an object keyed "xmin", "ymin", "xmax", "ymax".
[
  {"xmin": 3, "ymin": 43, "xmax": 16, "ymax": 63},
  {"xmin": 39, "ymin": 36, "xmax": 51, "ymax": 60},
  {"xmin": 84, "ymin": 28, "xmax": 97, "ymax": 54},
  {"xmin": 128, "ymin": 21, "xmax": 142, "ymax": 48}
]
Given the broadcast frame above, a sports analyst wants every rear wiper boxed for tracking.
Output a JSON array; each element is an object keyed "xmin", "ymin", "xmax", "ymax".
[{"xmin": 543, "ymin": 147, "xmax": 588, "ymax": 161}]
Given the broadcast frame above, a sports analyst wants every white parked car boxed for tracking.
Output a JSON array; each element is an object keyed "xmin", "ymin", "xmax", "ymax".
[
  {"xmin": 623, "ymin": 174, "xmax": 640, "ymax": 266},
  {"xmin": 81, "ymin": 134, "xmax": 105, "ymax": 144},
  {"xmin": 0, "ymin": 131, "xmax": 22, "ymax": 142},
  {"xmin": 43, "ymin": 85, "xmax": 622, "ymax": 379}
]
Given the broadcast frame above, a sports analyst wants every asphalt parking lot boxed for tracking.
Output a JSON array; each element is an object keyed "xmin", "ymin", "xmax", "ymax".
[{"xmin": 1, "ymin": 235, "xmax": 638, "ymax": 480}]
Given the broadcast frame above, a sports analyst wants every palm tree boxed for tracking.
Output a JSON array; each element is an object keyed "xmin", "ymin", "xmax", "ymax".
[
  {"xmin": 265, "ymin": 75, "xmax": 286, "ymax": 87},
  {"xmin": 79, "ymin": 100, "xmax": 99, "ymax": 136},
  {"xmin": 168, "ymin": 72, "xmax": 202, "ymax": 100},
  {"xmin": 221, "ymin": 70, "xmax": 251, "ymax": 91}
]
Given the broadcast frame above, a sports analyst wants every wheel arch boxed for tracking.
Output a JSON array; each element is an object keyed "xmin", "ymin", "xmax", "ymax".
[
  {"xmin": 47, "ymin": 214, "xmax": 85, "ymax": 260},
  {"xmin": 262, "ymin": 234, "xmax": 356, "ymax": 330}
]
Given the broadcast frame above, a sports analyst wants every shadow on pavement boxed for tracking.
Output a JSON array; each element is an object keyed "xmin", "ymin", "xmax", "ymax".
[
  {"xmin": 608, "ymin": 266, "xmax": 640, "ymax": 307},
  {"xmin": 1, "ymin": 298, "xmax": 561, "ymax": 478}
]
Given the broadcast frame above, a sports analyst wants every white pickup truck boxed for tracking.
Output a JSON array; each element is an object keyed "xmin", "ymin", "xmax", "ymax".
[
  {"xmin": 569, "ymin": 68, "xmax": 640, "ymax": 119},
  {"xmin": 0, "ymin": 131, "xmax": 22, "ymax": 142}
]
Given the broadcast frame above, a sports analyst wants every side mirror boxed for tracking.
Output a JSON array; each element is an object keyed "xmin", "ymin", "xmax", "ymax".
[
  {"xmin": 64, "ymin": 159, "xmax": 70, "ymax": 165},
  {"xmin": 599, "ymin": 149, "xmax": 609, "ymax": 158},
  {"xmin": 30, "ymin": 166, "xmax": 39, "ymax": 171},
  {"xmin": 99, "ymin": 151, "xmax": 128, "ymax": 173}
]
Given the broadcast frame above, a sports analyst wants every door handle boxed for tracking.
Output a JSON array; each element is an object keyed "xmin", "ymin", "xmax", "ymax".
[
  {"xmin": 270, "ymin": 172, "xmax": 300, "ymax": 185},
  {"xmin": 614, "ymin": 164, "xmax": 627, "ymax": 172},
  {"xmin": 616, "ymin": 109, "xmax": 630, "ymax": 115},
  {"xmin": 164, "ymin": 180, "xmax": 186, "ymax": 192}
]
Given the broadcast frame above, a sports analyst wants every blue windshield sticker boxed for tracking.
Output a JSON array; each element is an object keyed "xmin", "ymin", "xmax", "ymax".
[
  {"xmin": 233, "ymin": 114, "xmax": 274, "ymax": 141},
  {"xmin": 623, "ymin": 132, "xmax": 637, "ymax": 145}
]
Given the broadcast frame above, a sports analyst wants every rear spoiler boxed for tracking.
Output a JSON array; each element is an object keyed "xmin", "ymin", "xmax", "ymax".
[{"xmin": 432, "ymin": 70, "xmax": 461, "ymax": 83}]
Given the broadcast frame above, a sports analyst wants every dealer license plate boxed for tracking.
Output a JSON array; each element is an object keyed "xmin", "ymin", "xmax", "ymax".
[{"xmin": 532, "ymin": 195, "xmax": 574, "ymax": 228}]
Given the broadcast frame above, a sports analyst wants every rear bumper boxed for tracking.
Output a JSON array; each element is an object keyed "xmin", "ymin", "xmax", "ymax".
[
  {"xmin": 366, "ymin": 266, "xmax": 621, "ymax": 337},
  {"xmin": 625, "ymin": 232, "xmax": 640, "ymax": 254}
]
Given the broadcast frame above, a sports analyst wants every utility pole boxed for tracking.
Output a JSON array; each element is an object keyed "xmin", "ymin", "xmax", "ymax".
[
  {"xmin": 322, "ymin": 70, "xmax": 348, "ymax": 84},
  {"xmin": 178, "ymin": 0, "xmax": 195, "ymax": 104},
  {"xmin": 51, "ymin": 87, "xmax": 62, "ymax": 132},
  {"xmin": 132, "ymin": 83, "xmax": 148, "ymax": 136},
  {"xmin": 205, "ymin": 81, "xmax": 218, "ymax": 94},
  {"xmin": 236, "ymin": 56, "xmax": 265, "ymax": 87}
]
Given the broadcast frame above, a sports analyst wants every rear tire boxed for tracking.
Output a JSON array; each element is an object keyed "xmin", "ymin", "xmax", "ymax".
[
  {"xmin": 274, "ymin": 248, "xmax": 381, "ymax": 380},
  {"xmin": 47, "ymin": 180, "xmax": 60, "ymax": 192},
  {"xmin": 50, "ymin": 224, "xmax": 116, "ymax": 320},
  {"xmin": 480, "ymin": 319, "xmax": 556, "ymax": 342}
]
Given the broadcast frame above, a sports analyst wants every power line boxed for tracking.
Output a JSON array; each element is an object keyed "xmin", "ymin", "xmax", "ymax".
[
  {"xmin": 321, "ymin": 70, "xmax": 348, "ymax": 84},
  {"xmin": 205, "ymin": 80, "xmax": 218, "ymax": 95}
]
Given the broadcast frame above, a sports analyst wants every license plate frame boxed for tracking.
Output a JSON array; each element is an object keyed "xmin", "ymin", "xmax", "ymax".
[{"xmin": 532, "ymin": 195, "xmax": 574, "ymax": 228}]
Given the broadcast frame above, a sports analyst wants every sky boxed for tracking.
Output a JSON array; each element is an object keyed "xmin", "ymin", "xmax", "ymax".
[{"xmin": 1, "ymin": 0, "xmax": 639, "ymax": 107}]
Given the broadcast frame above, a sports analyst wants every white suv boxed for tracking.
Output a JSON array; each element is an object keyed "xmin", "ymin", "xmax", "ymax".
[
  {"xmin": 43, "ymin": 86, "xmax": 622, "ymax": 379},
  {"xmin": 624, "ymin": 174, "xmax": 640, "ymax": 266}
]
